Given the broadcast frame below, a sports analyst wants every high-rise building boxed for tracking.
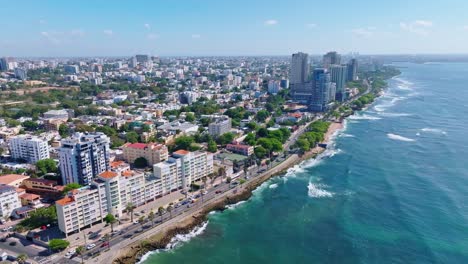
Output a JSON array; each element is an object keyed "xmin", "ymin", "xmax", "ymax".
[
  {"xmin": 9, "ymin": 135, "xmax": 50, "ymax": 163},
  {"xmin": 0, "ymin": 57, "xmax": 15, "ymax": 71},
  {"xmin": 323, "ymin": 51, "xmax": 341, "ymax": 69},
  {"xmin": 64, "ymin": 65, "xmax": 79, "ymax": 74},
  {"xmin": 208, "ymin": 116, "xmax": 232, "ymax": 136},
  {"xmin": 58, "ymin": 132, "xmax": 110, "ymax": 186},
  {"xmin": 135, "ymin": 54, "xmax": 149, "ymax": 63},
  {"xmin": 310, "ymin": 68, "xmax": 332, "ymax": 112},
  {"xmin": 153, "ymin": 150, "xmax": 214, "ymax": 194},
  {"xmin": 129, "ymin": 56, "xmax": 138, "ymax": 68},
  {"xmin": 330, "ymin": 64, "xmax": 348, "ymax": 101},
  {"xmin": 267, "ymin": 80, "xmax": 281, "ymax": 94},
  {"xmin": 290, "ymin": 52, "xmax": 309, "ymax": 84},
  {"xmin": 280, "ymin": 79, "xmax": 289, "ymax": 89},
  {"xmin": 14, "ymin": 68, "xmax": 27, "ymax": 80},
  {"xmin": 347, "ymin": 58, "xmax": 358, "ymax": 81}
]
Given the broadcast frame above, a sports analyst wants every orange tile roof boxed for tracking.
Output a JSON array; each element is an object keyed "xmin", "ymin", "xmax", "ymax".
[
  {"xmin": 122, "ymin": 170, "xmax": 134, "ymax": 177},
  {"xmin": 174, "ymin": 149, "xmax": 189, "ymax": 155},
  {"xmin": 56, "ymin": 196, "xmax": 74, "ymax": 206},
  {"xmin": 0, "ymin": 174, "xmax": 29, "ymax": 185},
  {"xmin": 99, "ymin": 171, "xmax": 118, "ymax": 179},
  {"xmin": 16, "ymin": 187, "xmax": 26, "ymax": 193},
  {"xmin": 111, "ymin": 161, "xmax": 125, "ymax": 168},
  {"xmin": 19, "ymin": 193, "xmax": 40, "ymax": 200}
]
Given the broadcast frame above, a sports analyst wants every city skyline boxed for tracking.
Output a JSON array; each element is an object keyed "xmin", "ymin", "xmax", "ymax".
[{"xmin": 1, "ymin": 0, "xmax": 468, "ymax": 56}]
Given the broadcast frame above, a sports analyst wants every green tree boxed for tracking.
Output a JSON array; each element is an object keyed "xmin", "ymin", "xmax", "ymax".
[
  {"xmin": 148, "ymin": 210, "xmax": 155, "ymax": 227},
  {"xmin": 174, "ymin": 135, "xmax": 194, "ymax": 150},
  {"xmin": 166, "ymin": 204, "xmax": 173, "ymax": 218},
  {"xmin": 207, "ymin": 139, "xmax": 217, "ymax": 153},
  {"xmin": 126, "ymin": 203, "xmax": 134, "ymax": 222},
  {"xmin": 63, "ymin": 183, "xmax": 81, "ymax": 194},
  {"xmin": 254, "ymin": 146, "xmax": 267, "ymax": 159},
  {"xmin": 22, "ymin": 120, "xmax": 39, "ymax": 131},
  {"xmin": 36, "ymin": 159, "xmax": 57, "ymax": 176},
  {"xmin": 59, "ymin": 123, "xmax": 71, "ymax": 138},
  {"xmin": 16, "ymin": 253, "xmax": 28, "ymax": 264},
  {"xmin": 158, "ymin": 206, "xmax": 165, "ymax": 222},
  {"xmin": 126, "ymin": 131, "xmax": 139, "ymax": 143},
  {"xmin": 296, "ymin": 138, "xmax": 311, "ymax": 152},
  {"xmin": 49, "ymin": 239, "xmax": 70, "ymax": 251},
  {"xmin": 244, "ymin": 133, "xmax": 256, "ymax": 146},
  {"xmin": 103, "ymin": 213, "xmax": 117, "ymax": 232},
  {"xmin": 185, "ymin": 113, "xmax": 195, "ymax": 122},
  {"xmin": 216, "ymin": 132, "xmax": 235, "ymax": 145},
  {"xmin": 75, "ymin": 246, "xmax": 85, "ymax": 264},
  {"xmin": 134, "ymin": 157, "xmax": 148, "ymax": 168},
  {"xmin": 226, "ymin": 176, "xmax": 232, "ymax": 183},
  {"xmin": 256, "ymin": 110, "xmax": 270, "ymax": 122}
]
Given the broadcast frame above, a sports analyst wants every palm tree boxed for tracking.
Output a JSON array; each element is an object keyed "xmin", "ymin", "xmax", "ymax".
[
  {"xmin": 148, "ymin": 210, "xmax": 155, "ymax": 227},
  {"xmin": 167, "ymin": 204, "xmax": 173, "ymax": 219},
  {"xmin": 138, "ymin": 215, "xmax": 145, "ymax": 230},
  {"xmin": 103, "ymin": 214, "xmax": 117, "ymax": 233},
  {"xmin": 201, "ymin": 176, "xmax": 208, "ymax": 190},
  {"xmin": 16, "ymin": 253, "xmax": 27, "ymax": 264},
  {"xmin": 75, "ymin": 246, "xmax": 84, "ymax": 264},
  {"xmin": 158, "ymin": 206, "xmax": 165, "ymax": 222},
  {"xmin": 126, "ymin": 203, "xmax": 134, "ymax": 222}
]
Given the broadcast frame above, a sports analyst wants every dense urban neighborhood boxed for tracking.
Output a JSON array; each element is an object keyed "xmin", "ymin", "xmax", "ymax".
[{"xmin": 0, "ymin": 53, "xmax": 398, "ymax": 263}]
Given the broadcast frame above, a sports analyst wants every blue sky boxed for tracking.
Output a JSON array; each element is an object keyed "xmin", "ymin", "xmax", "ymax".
[{"xmin": 1, "ymin": 0, "xmax": 468, "ymax": 56}]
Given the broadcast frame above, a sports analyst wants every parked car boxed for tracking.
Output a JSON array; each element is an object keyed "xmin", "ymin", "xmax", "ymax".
[{"xmin": 86, "ymin": 243, "xmax": 96, "ymax": 250}]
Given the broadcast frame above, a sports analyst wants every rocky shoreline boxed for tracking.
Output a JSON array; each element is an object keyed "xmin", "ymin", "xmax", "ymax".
[{"xmin": 112, "ymin": 124, "xmax": 342, "ymax": 264}]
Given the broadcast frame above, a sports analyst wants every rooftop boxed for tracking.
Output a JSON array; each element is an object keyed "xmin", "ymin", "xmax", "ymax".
[
  {"xmin": 124, "ymin": 142, "xmax": 148, "ymax": 149},
  {"xmin": 0, "ymin": 174, "xmax": 30, "ymax": 185},
  {"xmin": 56, "ymin": 196, "xmax": 74, "ymax": 206},
  {"xmin": 173, "ymin": 149, "xmax": 189, "ymax": 155},
  {"xmin": 99, "ymin": 171, "xmax": 118, "ymax": 179}
]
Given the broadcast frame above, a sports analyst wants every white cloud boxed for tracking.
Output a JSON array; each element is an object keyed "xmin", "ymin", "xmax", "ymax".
[
  {"xmin": 306, "ymin": 23, "xmax": 317, "ymax": 28},
  {"xmin": 144, "ymin": 23, "xmax": 151, "ymax": 30},
  {"xmin": 40, "ymin": 31, "xmax": 61, "ymax": 44},
  {"xmin": 39, "ymin": 19, "xmax": 47, "ymax": 25},
  {"xmin": 147, "ymin": 33, "xmax": 159, "ymax": 40},
  {"xmin": 351, "ymin": 27, "xmax": 375, "ymax": 37},
  {"xmin": 70, "ymin": 29, "xmax": 85, "ymax": 37},
  {"xmin": 264, "ymin": 19, "xmax": 278, "ymax": 26},
  {"xmin": 103, "ymin": 29, "xmax": 114, "ymax": 36},
  {"xmin": 191, "ymin": 34, "xmax": 201, "ymax": 39},
  {"xmin": 400, "ymin": 20, "xmax": 433, "ymax": 36}
]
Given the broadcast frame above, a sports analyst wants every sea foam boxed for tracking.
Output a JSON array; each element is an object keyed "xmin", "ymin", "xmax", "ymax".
[
  {"xmin": 421, "ymin": 128, "xmax": 447, "ymax": 135},
  {"xmin": 307, "ymin": 182, "xmax": 334, "ymax": 198},
  {"xmin": 387, "ymin": 133, "xmax": 416, "ymax": 142}
]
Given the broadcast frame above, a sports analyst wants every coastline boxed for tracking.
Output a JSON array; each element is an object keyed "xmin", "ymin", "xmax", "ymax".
[
  {"xmin": 111, "ymin": 121, "xmax": 346, "ymax": 264},
  {"xmin": 110, "ymin": 75, "xmax": 397, "ymax": 264}
]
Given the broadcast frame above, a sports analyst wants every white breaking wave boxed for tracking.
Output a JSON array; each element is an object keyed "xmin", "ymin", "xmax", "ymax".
[
  {"xmin": 225, "ymin": 200, "xmax": 246, "ymax": 210},
  {"xmin": 269, "ymin": 183, "xmax": 278, "ymax": 189},
  {"xmin": 387, "ymin": 133, "xmax": 416, "ymax": 142},
  {"xmin": 377, "ymin": 112, "xmax": 412, "ymax": 117},
  {"xmin": 166, "ymin": 221, "xmax": 209, "ymax": 249},
  {"xmin": 137, "ymin": 222, "xmax": 209, "ymax": 262},
  {"xmin": 416, "ymin": 132, "xmax": 421, "ymax": 136},
  {"xmin": 348, "ymin": 114, "xmax": 382, "ymax": 120},
  {"xmin": 421, "ymin": 128, "xmax": 447, "ymax": 135},
  {"xmin": 340, "ymin": 133, "xmax": 355, "ymax": 138},
  {"xmin": 307, "ymin": 182, "xmax": 334, "ymax": 198}
]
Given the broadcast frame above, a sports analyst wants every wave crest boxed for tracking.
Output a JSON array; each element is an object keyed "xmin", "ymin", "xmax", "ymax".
[
  {"xmin": 307, "ymin": 182, "xmax": 334, "ymax": 198},
  {"xmin": 421, "ymin": 128, "xmax": 447, "ymax": 135},
  {"xmin": 387, "ymin": 133, "xmax": 416, "ymax": 142}
]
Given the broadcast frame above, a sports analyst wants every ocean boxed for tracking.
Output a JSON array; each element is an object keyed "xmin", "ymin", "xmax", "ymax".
[{"xmin": 141, "ymin": 62, "xmax": 468, "ymax": 264}]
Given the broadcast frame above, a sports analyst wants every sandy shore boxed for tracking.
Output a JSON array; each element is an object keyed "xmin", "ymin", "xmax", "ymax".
[{"xmin": 109, "ymin": 121, "xmax": 345, "ymax": 264}]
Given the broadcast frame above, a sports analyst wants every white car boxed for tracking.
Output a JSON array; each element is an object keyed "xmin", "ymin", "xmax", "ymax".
[{"xmin": 86, "ymin": 243, "xmax": 96, "ymax": 250}]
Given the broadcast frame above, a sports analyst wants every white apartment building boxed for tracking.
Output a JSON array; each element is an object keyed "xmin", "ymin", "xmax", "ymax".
[
  {"xmin": 208, "ymin": 116, "xmax": 232, "ymax": 136},
  {"xmin": 58, "ymin": 132, "xmax": 110, "ymax": 186},
  {"xmin": 56, "ymin": 170, "xmax": 163, "ymax": 235},
  {"xmin": 153, "ymin": 150, "xmax": 213, "ymax": 194},
  {"xmin": 0, "ymin": 185, "xmax": 21, "ymax": 219},
  {"xmin": 9, "ymin": 135, "xmax": 50, "ymax": 163}
]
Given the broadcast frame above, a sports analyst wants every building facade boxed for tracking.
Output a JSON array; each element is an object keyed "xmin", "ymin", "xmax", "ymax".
[
  {"xmin": 347, "ymin": 58, "xmax": 358, "ymax": 81},
  {"xmin": 9, "ymin": 135, "xmax": 50, "ymax": 163},
  {"xmin": 310, "ymin": 68, "xmax": 333, "ymax": 112},
  {"xmin": 290, "ymin": 52, "xmax": 309, "ymax": 84},
  {"xmin": 208, "ymin": 117, "xmax": 232, "ymax": 136},
  {"xmin": 58, "ymin": 133, "xmax": 110, "ymax": 186},
  {"xmin": 323, "ymin": 51, "xmax": 341, "ymax": 69},
  {"xmin": 330, "ymin": 64, "xmax": 348, "ymax": 102},
  {"xmin": 0, "ymin": 185, "xmax": 21, "ymax": 218},
  {"xmin": 122, "ymin": 143, "xmax": 168, "ymax": 165}
]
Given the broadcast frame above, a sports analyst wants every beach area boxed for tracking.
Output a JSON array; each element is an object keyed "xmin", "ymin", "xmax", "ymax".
[{"xmin": 106, "ymin": 120, "xmax": 345, "ymax": 264}]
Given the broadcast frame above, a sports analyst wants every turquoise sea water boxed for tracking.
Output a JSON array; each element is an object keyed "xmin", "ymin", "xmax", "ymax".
[{"xmin": 142, "ymin": 63, "xmax": 468, "ymax": 264}]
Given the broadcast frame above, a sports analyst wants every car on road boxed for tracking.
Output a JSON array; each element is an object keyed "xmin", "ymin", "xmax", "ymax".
[
  {"xmin": 86, "ymin": 243, "xmax": 96, "ymax": 250},
  {"xmin": 101, "ymin": 242, "xmax": 109, "ymax": 247},
  {"xmin": 133, "ymin": 220, "xmax": 139, "ymax": 224},
  {"xmin": 215, "ymin": 190, "xmax": 222, "ymax": 194}
]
